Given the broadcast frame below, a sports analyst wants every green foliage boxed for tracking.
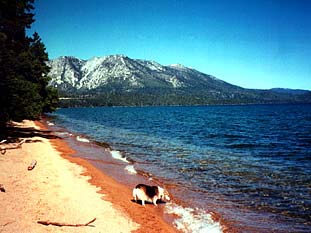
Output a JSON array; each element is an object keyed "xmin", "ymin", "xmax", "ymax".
[
  {"xmin": 0, "ymin": 0, "xmax": 58, "ymax": 128},
  {"xmin": 57, "ymin": 89, "xmax": 311, "ymax": 108}
]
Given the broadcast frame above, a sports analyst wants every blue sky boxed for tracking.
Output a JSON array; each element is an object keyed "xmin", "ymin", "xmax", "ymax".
[{"xmin": 29, "ymin": 0, "xmax": 311, "ymax": 90}]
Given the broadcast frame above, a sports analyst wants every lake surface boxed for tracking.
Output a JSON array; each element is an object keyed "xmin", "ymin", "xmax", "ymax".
[{"xmin": 50, "ymin": 104, "xmax": 311, "ymax": 232}]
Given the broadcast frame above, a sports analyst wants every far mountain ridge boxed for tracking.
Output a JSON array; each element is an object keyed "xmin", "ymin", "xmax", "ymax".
[{"xmin": 47, "ymin": 55, "xmax": 311, "ymax": 107}]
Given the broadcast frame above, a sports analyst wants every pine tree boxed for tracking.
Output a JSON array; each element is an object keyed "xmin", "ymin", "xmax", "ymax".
[{"xmin": 0, "ymin": 0, "xmax": 58, "ymax": 131}]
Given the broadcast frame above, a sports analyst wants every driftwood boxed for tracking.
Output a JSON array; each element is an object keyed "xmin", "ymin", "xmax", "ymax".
[
  {"xmin": 37, "ymin": 217, "xmax": 96, "ymax": 227},
  {"xmin": 0, "ymin": 139, "xmax": 26, "ymax": 155},
  {"xmin": 0, "ymin": 184, "xmax": 5, "ymax": 192},
  {"xmin": 0, "ymin": 140, "xmax": 7, "ymax": 155},
  {"xmin": 27, "ymin": 160, "xmax": 37, "ymax": 170}
]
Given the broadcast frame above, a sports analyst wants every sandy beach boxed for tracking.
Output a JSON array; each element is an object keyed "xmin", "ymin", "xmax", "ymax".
[{"xmin": 0, "ymin": 120, "xmax": 177, "ymax": 233}]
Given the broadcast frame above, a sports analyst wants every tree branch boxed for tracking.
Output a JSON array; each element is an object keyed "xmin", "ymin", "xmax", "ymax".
[
  {"xmin": 0, "ymin": 139, "xmax": 26, "ymax": 154},
  {"xmin": 37, "ymin": 217, "xmax": 96, "ymax": 227},
  {"xmin": 27, "ymin": 160, "xmax": 37, "ymax": 170}
]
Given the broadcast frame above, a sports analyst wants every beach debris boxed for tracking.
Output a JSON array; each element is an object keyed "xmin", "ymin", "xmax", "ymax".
[
  {"xmin": 0, "ymin": 139, "xmax": 26, "ymax": 154},
  {"xmin": 27, "ymin": 160, "xmax": 37, "ymax": 170},
  {"xmin": 1, "ymin": 220, "xmax": 15, "ymax": 231},
  {"xmin": 0, "ymin": 140, "xmax": 7, "ymax": 155},
  {"xmin": 0, "ymin": 148, "xmax": 6, "ymax": 155},
  {"xmin": 37, "ymin": 217, "xmax": 96, "ymax": 227},
  {"xmin": 0, "ymin": 184, "xmax": 5, "ymax": 192}
]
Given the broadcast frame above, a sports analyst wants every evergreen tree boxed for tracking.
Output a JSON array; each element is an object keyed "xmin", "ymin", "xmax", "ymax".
[{"xmin": 0, "ymin": 0, "xmax": 58, "ymax": 130}]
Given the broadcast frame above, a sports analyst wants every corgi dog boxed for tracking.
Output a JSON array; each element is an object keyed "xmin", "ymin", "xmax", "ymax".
[{"xmin": 132, "ymin": 184, "xmax": 170, "ymax": 206}]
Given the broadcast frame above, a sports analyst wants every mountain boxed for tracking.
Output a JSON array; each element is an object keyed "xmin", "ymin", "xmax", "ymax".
[
  {"xmin": 47, "ymin": 55, "xmax": 311, "ymax": 107},
  {"xmin": 47, "ymin": 55, "xmax": 240, "ymax": 92}
]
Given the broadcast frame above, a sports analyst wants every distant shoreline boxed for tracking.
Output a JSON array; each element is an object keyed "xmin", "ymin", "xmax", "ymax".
[{"xmin": 55, "ymin": 101, "xmax": 311, "ymax": 110}]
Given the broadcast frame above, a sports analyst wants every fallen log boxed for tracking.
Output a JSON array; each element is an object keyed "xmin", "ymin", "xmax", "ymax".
[
  {"xmin": 27, "ymin": 160, "xmax": 37, "ymax": 170},
  {"xmin": 0, "ymin": 140, "xmax": 7, "ymax": 155},
  {"xmin": 37, "ymin": 217, "xmax": 96, "ymax": 227},
  {"xmin": 0, "ymin": 139, "xmax": 26, "ymax": 155},
  {"xmin": 14, "ymin": 138, "xmax": 26, "ymax": 147}
]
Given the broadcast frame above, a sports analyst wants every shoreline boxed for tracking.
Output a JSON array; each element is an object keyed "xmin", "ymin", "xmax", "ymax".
[
  {"xmin": 42, "ymin": 116, "xmax": 227, "ymax": 233},
  {"xmin": 0, "ymin": 120, "xmax": 177, "ymax": 232},
  {"xmin": 46, "ymin": 124, "xmax": 178, "ymax": 233}
]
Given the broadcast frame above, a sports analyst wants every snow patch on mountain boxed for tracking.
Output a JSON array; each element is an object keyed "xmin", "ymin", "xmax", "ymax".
[{"xmin": 169, "ymin": 64, "xmax": 188, "ymax": 70}]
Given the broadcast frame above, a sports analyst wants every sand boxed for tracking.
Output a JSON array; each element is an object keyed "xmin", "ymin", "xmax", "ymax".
[{"xmin": 0, "ymin": 120, "xmax": 177, "ymax": 232}]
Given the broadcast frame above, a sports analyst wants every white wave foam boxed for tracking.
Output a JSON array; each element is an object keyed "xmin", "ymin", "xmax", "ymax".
[
  {"xmin": 125, "ymin": 165, "xmax": 137, "ymax": 174},
  {"xmin": 165, "ymin": 203, "xmax": 223, "ymax": 233},
  {"xmin": 111, "ymin": 150, "xmax": 129, "ymax": 163},
  {"xmin": 76, "ymin": 136, "xmax": 90, "ymax": 143},
  {"xmin": 55, "ymin": 131, "xmax": 71, "ymax": 137},
  {"xmin": 47, "ymin": 121, "xmax": 54, "ymax": 126}
]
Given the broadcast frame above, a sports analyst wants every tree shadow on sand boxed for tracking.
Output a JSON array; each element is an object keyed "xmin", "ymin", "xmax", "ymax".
[{"xmin": 0, "ymin": 123, "xmax": 60, "ymax": 142}]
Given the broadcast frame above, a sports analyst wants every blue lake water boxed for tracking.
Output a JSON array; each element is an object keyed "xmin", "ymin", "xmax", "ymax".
[{"xmin": 50, "ymin": 104, "xmax": 311, "ymax": 232}]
